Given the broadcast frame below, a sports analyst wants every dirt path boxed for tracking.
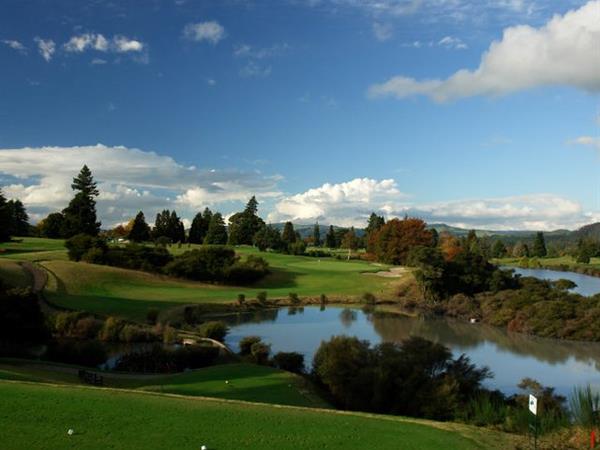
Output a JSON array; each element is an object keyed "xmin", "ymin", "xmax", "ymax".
[
  {"xmin": 363, "ymin": 266, "xmax": 410, "ymax": 278},
  {"xmin": 19, "ymin": 261, "xmax": 48, "ymax": 293}
]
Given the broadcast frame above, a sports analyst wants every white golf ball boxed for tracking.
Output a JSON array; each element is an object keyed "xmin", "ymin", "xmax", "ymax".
[
  {"xmin": 67, "ymin": 429, "xmax": 74, "ymax": 436},
  {"xmin": 201, "ymin": 446, "xmax": 207, "ymax": 450}
]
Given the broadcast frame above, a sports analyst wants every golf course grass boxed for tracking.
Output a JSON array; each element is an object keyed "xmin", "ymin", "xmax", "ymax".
[
  {"xmin": 0, "ymin": 380, "xmax": 505, "ymax": 449},
  {"xmin": 0, "ymin": 237, "xmax": 407, "ymax": 321},
  {"xmin": 0, "ymin": 259, "xmax": 32, "ymax": 288}
]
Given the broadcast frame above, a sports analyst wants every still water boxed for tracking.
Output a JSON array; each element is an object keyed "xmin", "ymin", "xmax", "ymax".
[
  {"xmin": 223, "ymin": 306, "xmax": 600, "ymax": 396},
  {"xmin": 508, "ymin": 267, "xmax": 600, "ymax": 297}
]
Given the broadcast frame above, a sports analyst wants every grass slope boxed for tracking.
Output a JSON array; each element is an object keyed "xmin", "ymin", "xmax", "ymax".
[
  {"xmin": 0, "ymin": 381, "xmax": 499, "ymax": 450},
  {"xmin": 38, "ymin": 244, "xmax": 401, "ymax": 321},
  {"xmin": 0, "ymin": 237, "xmax": 68, "ymax": 262},
  {"xmin": 0, "ymin": 260, "xmax": 32, "ymax": 288}
]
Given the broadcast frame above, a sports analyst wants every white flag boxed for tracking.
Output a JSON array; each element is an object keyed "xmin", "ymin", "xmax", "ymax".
[{"xmin": 529, "ymin": 394, "xmax": 538, "ymax": 415}]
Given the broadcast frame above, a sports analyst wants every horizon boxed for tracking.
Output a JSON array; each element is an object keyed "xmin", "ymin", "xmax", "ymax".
[{"xmin": 1, "ymin": 0, "xmax": 599, "ymax": 231}]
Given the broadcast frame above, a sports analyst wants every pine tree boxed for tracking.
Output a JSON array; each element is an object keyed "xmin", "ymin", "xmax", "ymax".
[
  {"xmin": 204, "ymin": 212, "xmax": 228, "ymax": 245},
  {"xmin": 281, "ymin": 221, "xmax": 296, "ymax": 245},
  {"xmin": 313, "ymin": 222, "xmax": 321, "ymax": 247},
  {"xmin": 61, "ymin": 165, "xmax": 101, "ymax": 237},
  {"xmin": 492, "ymin": 240, "xmax": 507, "ymax": 258},
  {"xmin": 228, "ymin": 196, "xmax": 264, "ymax": 245},
  {"xmin": 0, "ymin": 188, "xmax": 10, "ymax": 242},
  {"xmin": 532, "ymin": 232, "xmax": 547, "ymax": 257},
  {"xmin": 128, "ymin": 211, "xmax": 151, "ymax": 242},
  {"xmin": 325, "ymin": 225, "xmax": 337, "ymax": 248},
  {"xmin": 189, "ymin": 209, "xmax": 210, "ymax": 244},
  {"xmin": 7, "ymin": 199, "xmax": 29, "ymax": 237}
]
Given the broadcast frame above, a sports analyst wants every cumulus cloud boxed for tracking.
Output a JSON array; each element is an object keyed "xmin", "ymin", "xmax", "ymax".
[
  {"xmin": 233, "ymin": 43, "xmax": 289, "ymax": 59},
  {"xmin": 34, "ymin": 37, "xmax": 55, "ymax": 62},
  {"xmin": 368, "ymin": 1, "xmax": 600, "ymax": 102},
  {"xmin": 183, "ymin": 21, "xmax": 226, "ymax": 44},
  {"xmin": 268, "ymin": 178, "xmax": 405, "ymax": 227},
  {"xmin": 437, "ymin": 36, "xmax": 467, "ymax": 50},
  {"xmin": 63, "ymin": 33, "xmax": 144, "ymax": 55},
  {"xmin": 1, "ymin": 39, "xmax": 27, "ymax": 53},
  {"xmin": 239, "ymin": 61, "xmax": 272, "ymax": 78},
  {"xmin": 113, "ymin": 35, "xmax": 144, "ymax": 53},
  {"xmin": 0, "ymin": 144, "xmax": 281, "ymax": 227},
  {"xmin": 269, "ymin": 178, "xmax": 598, "ymax": 230}
]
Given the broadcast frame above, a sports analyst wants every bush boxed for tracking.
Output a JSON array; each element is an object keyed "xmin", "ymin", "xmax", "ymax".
[
  {"xmin": 362, "ymin": 292, "xmax": 377, "ymax": 304},
  {"xmin": 320, "ymin": 294, "xmax": 328, "ymax": 305},
  {"xmin": 273, "ymin": 351, "xmax": 305, "ymax": 373},
  {"xmin": 162, "ymin": 325, "xmax": 178, "ymax": 344},
  {"xmin": 237, "ymin": 294, "xmax": 246, "ymax": 306},
  {"xmin": 570, "ymin": 385, "xmax": 600, "ymax": 432},
  {"xmin": 257, "ymin": 291, "xmax": 268, "ymax": 305},
  {"xmin": 288, "ymin": 241, "xmax": 307, "ymax": 255},
  {"xmin": 250, "ymin": 341, "xmax": 271, "ymax": 365},
  {"xmin": 119, "ymin": 324, "xmax": 154, "ymax": 343},
  {"xmin": 164, "ymin": 246, "xmax": 236, "ymax": 282},
  {"xmin": 239, "ymin": 335, "xmax": 262, "ymax": 355},
  {"xmin": 65, "ymin": 234, "xmax": 107, "ymax": 262},
  {"xmin": 0, "ymin": 287, "xmax": 48, "ymax": 346},
  {"xmin": 198, "ymin": 321, "xmax": 229, "ymax": 342},
  {"xmin": 81, "ymin": 247, "xmax": 106, "ymax": 264},
  {"xmin": 104, "ymin": 244, "xmax": 172, "ymax": 272},
  {"xmin": 99, "ymin": 316, "xmax": 124, "ymax": 342},
  {"xmin": 288, "ymin": 293, "xmax": 300, "ymax": 305}
]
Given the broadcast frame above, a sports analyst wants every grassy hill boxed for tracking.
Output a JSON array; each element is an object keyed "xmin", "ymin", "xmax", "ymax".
[
  {"xmin": 0, "ymin": 380, "xmax": 510, "ymax": 449},
  {"xmin": 0, "ymin": 238, "xmax": 406, "ymax": 321}
]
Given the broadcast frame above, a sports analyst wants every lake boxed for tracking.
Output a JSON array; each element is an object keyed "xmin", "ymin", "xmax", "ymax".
[
  {"xmin": 223, "ymin": 306, "xmax": 600, "ymax": 396},
  {"xmin": 507, "ymin": 267, "xmax": 600, "ymax": 297}
]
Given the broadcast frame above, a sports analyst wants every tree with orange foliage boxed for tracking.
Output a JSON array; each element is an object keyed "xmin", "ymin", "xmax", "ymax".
[
  {"xmin": 439, "ymin": 232, "xmax": 463, "ymax": 261},
  {"xmin": 371, "ymin": 217, "xmax": 435, "ymax": 265}
]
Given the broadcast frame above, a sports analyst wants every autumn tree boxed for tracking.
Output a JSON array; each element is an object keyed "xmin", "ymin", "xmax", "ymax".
[
  {"xmin": 61, "ymin": 165, "xmax": 101, "ymax": 237},
  {"xmin": 371, "ymin": 217, "xmax": 435, "ymax": 265},
  {"xmin": 439, "ymin": 233, "xmax": 463, "ymax": 261}
]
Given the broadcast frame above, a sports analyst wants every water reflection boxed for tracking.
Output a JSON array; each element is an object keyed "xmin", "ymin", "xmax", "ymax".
[{"xmin": 223, "ymin": 306, "xmax": 600, "ymax": 395}]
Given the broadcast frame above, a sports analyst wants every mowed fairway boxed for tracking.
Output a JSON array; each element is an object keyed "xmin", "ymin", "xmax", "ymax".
[
  {"xmin": 0, "ymin": 381, "xmax": 495, "ymax": 450},
  {"xmin": 26, "ymin": 239, "xmax": 404, "ymax": 321}
]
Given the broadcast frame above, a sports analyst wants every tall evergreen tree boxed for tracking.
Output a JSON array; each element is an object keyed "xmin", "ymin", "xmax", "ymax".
[
  {"xmin": 325, "ymin": 225, "xmax": 337, "ymax": 248},
  {"xmin": 189, "ymin": 209, "xmax": 211, "ymax": 244},
  {"xmin": 153, "ymin": 210, "xmax": 185, "ymax": 243},
  {"xmin": 228, "ymin": 196, "xmax": 265, "ymax": 245},
  {"xmin": 313, "ymin": 222, "xmax": 321, "ymax": 247},
  {"xmin": 532, "ymin": 231, "xmax": 547, "ymax": 257},
  {"xmin": 0, "ymin": 189, "xmax": 10, "ymax": 242},
  {"xmin": 128, "ymin": 211, "xmax": 151, "ymax": 242},
  {"xmin": 61, "ymin": 165, "xmax": 101, "ymax": 237},
  {"xmin": 204, "ymin": 212, "xmax": 228, "ymax": 244},
  {"xmin": 281, "ymin": 221, "xmax": 296, "ymax": 245},
  {"xmin": 7, "ymin": 199, "xmax": 30, "ymax": 237},
  {"xmin": 492, "ymin": 240, "xmax": 507, "ymax": 258}
]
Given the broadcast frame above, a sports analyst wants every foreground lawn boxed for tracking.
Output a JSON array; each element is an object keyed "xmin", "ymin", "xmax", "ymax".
[
  {"xmin": 0, "ymin": 381, "xmax": 499, "ymax": 450},
  {"xmin": 40, "ymin": 248, "xmax": 401, "ymax": 321}
]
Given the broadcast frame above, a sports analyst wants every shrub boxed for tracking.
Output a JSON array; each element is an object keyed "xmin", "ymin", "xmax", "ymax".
[
  {"xmin": 320, "ymin": 294, "xmax": 328, "ymax": 305},
  {"xmin": 239, "ymin": 335, "xmax": 262, "ymax": 355},
  {"xmin": 164, "ymin": 246, "xmax": 236, "ymax": 282},
  {"xmin": 119, "ymin": 324, "xmax": 154, "ymax": 343},
  {"xmin": 288, "ymin": 292, "xmax": 301, "ymax": 305},
  {"xmin": 0, "ymin": 287, "xmax": 48, "ymax": 345},
  {"xmin": 250, "ymin": 341, "xmax": 271, "ymax": 365},
  {"xmin": 273, "ymin": 351, "xmax": 305, "ymax": 373},
  {"xmin": 288, "ymin": 241, "xmax": 307, "ymax": 255},
  {"xmin": 104, "ymin": 244, "xmax": 172, "ymax": 272},
  {"xmin": 99, "ymin": 316, "xmax": 124, "ymax": 342},
  {"xmin": 362, "ymin": 292, "xmax": 377, "ymax": 304},
  {"xmin": 162, "ymin": 325, "xmax": 178, "ymax": 344},
  {"xmin": 237, "ymin": 294, "xmax": 246, "ymax": 306},
  {"xmin": 570, "ymin": 385, "xmax": 600, "ymax": 432},
  {"xmin": 197, "ymin": 321, "xmax": 229, "ymax": 342},
  {"xmin": 115, "ymin": 345, "xmax": 219, "ymax": 373},
  {"xmin": 81, "ymin": 247, "xmax": 106, "ymax": 264},
  {"xmin": 65, "ymin": 234, "xmax": 107, "ymax": 262},
  {"xmin": 256, "ymin": 291, "xmax": 268, "ymax": 305}
]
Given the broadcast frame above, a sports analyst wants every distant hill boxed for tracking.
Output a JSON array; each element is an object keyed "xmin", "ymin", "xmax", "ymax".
[{"xmin": 574, "ymin": 222, "xmax": 600, "ymax": 241}]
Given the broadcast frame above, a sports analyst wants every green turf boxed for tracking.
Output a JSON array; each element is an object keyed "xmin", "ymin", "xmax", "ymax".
[
  {"xmin": 40, "ymin": 246, "xmax": 403, "ymax": 321},
  {"xmin": 0, "ymin": 381, "xmax": 494, "ymax": 450},
  {"xmin": 0, "ymin": 260, "xmax": 32, "ymax": 288},
  {"xmin": 135, "ymin": 363, "xmax": 328, "ymax": 408}
]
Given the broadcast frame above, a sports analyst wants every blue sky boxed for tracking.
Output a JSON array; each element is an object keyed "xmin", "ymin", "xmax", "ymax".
[{"xmin": 0, "ymin": 0, "xmax": 598, "ymax": 230}]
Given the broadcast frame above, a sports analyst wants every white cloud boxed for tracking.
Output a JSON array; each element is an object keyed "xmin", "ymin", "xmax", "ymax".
[
  {"xmin": 207, "ymin": 78, "xmax": 216, "ymax": 86},
  {"xmin": 368, "ymin": 1, "xmax": 600, "ymax": 102},
  {"xmin": 570, "ymin": 136, "xmax": 600, "ymax": 152},
  {"xmin": 0, "ymin": 144, "xmax": 282, "ymax": 227},
  {"xmin": 64, "ymin": 33, "xmax": 109, "ymax": 52},
  {"xmin": 269, "ymin": 178, "xmax": 598, "ymax": 230},
  {"xmin": 437, "ymin": 35, "xmax": 467, "ymax": 50},
  {"xmin": 239, "ymin": 61, "xmax": 272, "ymax": 78},
  {"xmin": 373, "ymin": 22, "xmax": 393, "ymax": 41},
  {"xmin": 113, "ymin": 35, "xmax": 144, "ymax": 53},
  {"xmin": 183, "ymin": 21, "xmax": 226, "ymax": 44},
  {"xmin": 1, "ymin": 39, "xmax": 27, "ymax": 53},
  {"xmin": 268, "ymin": 178, "xmax": 405, "ymax": 227},
  {"xmin": 91, "ymin": 58, "xmax": 107, "ymax": 65},
  {"xmin": 34, "ymin": 37, "xmax": 55, "ymax": 62}
]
